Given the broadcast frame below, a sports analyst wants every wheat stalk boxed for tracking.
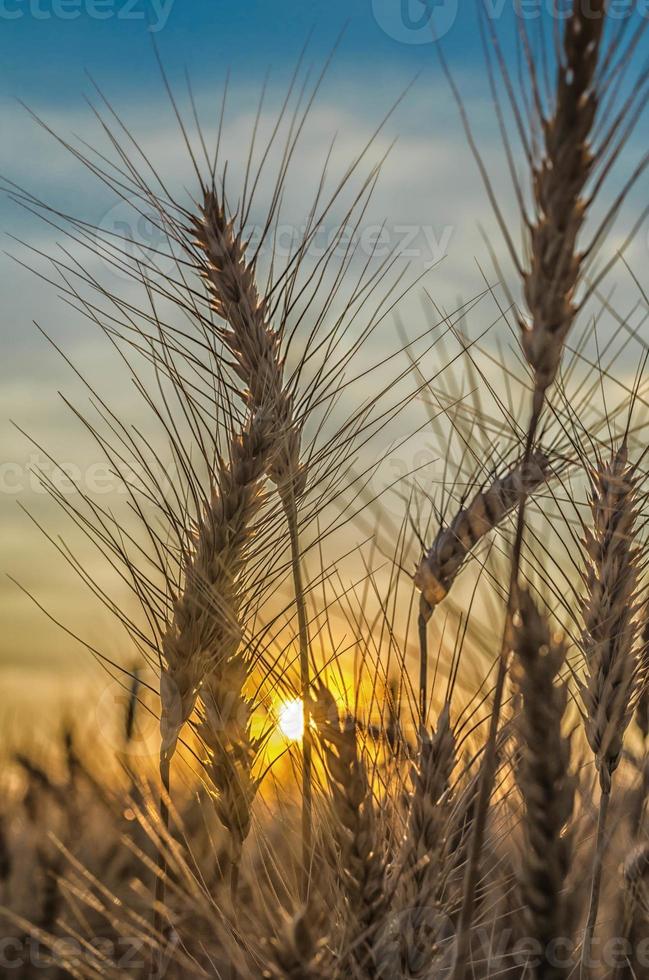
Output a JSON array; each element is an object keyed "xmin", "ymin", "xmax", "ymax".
[
  {"xmin": 513, "ymin": 590, "xmax": 576, "ymax": 980},
  {"xmin": 579, "ymin": 443, "xmax": 643, "ymax": 976},
  {"xmin": 192, "ymin": 186, "xmax": 314, "ymax": 896},
  {"xmin": 451, "ymin": 5, "xmax": 614, "ymax": 973}
]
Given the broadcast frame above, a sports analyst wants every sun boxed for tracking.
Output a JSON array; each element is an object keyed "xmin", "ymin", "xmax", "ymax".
[{"xmin": 277, "ymin": 698, "xmax": 304, "ymax": 741}]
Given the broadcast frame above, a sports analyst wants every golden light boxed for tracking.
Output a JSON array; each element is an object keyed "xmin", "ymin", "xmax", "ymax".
[{"xmin": 277, "ymin": 698, "xmax": 304, "ymax": 741}]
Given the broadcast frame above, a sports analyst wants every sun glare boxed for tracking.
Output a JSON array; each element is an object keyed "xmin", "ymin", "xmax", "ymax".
[{"xmin": 277, "ymin": 698, "xmax": 304, "ymax": 741}]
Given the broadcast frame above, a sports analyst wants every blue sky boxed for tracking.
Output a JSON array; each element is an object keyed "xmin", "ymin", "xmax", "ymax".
[
  {"xmin": 0, "ymin": 2, "xmax": 495, "ymax": 103},
  {"xmin": 2, "ymin": 1, "xmax": 649, "ymax": 715}
]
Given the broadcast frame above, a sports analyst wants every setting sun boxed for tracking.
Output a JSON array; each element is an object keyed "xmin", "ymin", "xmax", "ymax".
[{"xmin": 277, "ymin": 699, "xmax": 304, "ymax": 741}]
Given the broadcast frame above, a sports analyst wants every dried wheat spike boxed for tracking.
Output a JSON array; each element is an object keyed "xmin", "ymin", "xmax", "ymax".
[
  {"xmin": 264, "ymin": 906, "xmax": 328, "ymax": 980},
  {"xmin": 160, "ymin": 419, "xmax": 272, "ymax": 761},
  {"xmin": 513, "ymin": 590, "xmax": 576, "ymax": 978},
  {"xmin": 198, "ymin": 663, "xmax": 261, "ymax": 868},
  {"xmin": 579, "ymin": 444, "xmax": 643, "ymax": 792},
  {"xmin": 193, "ymin": 189, "xmax": 306, "ymax": 502},
  {"xmin": 398, "ymin": 705, "xmax": 456, "ymax": 978},
  {"xmin": 311, "ymin": 685, "xmax": 389, "ymax": 977},
  {"xmin": 521, "ymin": 0, "xmax": 607, "ymax": 399},
  {"xmin": 415, "ymin": 451, "xmax": 550, "ymax": 617}
]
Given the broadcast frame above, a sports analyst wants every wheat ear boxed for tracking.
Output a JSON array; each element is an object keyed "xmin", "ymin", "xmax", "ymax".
[
  {"xmin": 398, "ymin": 704, "xmax": 456, "ymax": 978},
  {"xmin": 155, "ymin": 417, "xmax": 271, "ymax": 952},
  {"xmin": 193, "ymin": 188, "xmax": 313, "ymax": 895},
  {"xmin": 613, "ymin": 844, "xmax": 649, "ymax": 980},
  {"xmin": 192, "ymin": 189, "xmax": 305, "ymax": 500},
  {"xmin": 451, "ymin": 6, "xmax": 612, "ymax": 972},
  {"xmin": 264, "ymin": 906, "xmax": 328, "ymax": 980},
  {"xmin": 198, "ymin": 658, "xmax": 261, "ymax": 878},
  {"xmin": 513, "ymin": 590, "xmax": 576, "ymax": 980},
  {"xmin": 579, "ymin": 444, "xmax": 643, "ymax": 975},
  {"xmin": 160, "ymin": 420, "xmax": 272, "ymax": 761},
  {"xmin": 312, "ymin": 685, "xmax": 389, "ymax": 978},
  {"xmin": 415, "ymin": 451, "xmax": 550, "ymax": 617},
  {"xmin": 520, "ymin": 0, "xmax": 607, "ymax": 408},
  {"xmin": 580, "ymin": 445, "xmax": 642, "ymax": 786},
  {"xmin": 415, "ymin": 450, "xmax": 550, "ymax": 721}
]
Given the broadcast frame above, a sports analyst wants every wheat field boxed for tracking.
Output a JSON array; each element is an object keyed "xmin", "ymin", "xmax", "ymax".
[{"xmin": 3, "ymin": 4, "xmax": 649, "ymax": 978}]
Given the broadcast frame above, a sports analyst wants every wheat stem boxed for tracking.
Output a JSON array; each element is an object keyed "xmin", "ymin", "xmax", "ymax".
[
  {"xmin": 151, "ymin": 752, "xmax": 170, "ymax": 980},
  {"xmin": 286, "ymin": 493, "xmax": 313, "ymax": 900},
  {"xmin": 417, "ymin": 608, "xmax": 430, "ymax": 730},
  {"xmin": 580, "ymin": 780, "xmax": 611, "ymax": 979}
]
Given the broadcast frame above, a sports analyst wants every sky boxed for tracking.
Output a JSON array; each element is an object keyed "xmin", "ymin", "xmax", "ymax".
[
  {"xmin": 1, "ymin": 0, "xmax": 649, "ymax": 732},
  {"xmin": 0, "ymin": 2, "xmax": 510, "ymax": 100}
]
